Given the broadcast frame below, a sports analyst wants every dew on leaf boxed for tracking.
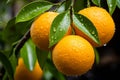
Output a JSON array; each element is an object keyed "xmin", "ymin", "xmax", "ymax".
[
  {"xmin": 54, "ymin": 37, "xmax": 57, "ymax": 40},
  {"xmin": 53, "ymin": 27, "xmax": 56, "ymax": 32},
  {"xmin": 80, "ymin": 18, "xmax": 83, "ymax": 21},
  {"xmin": 37, "ymin": 7, "xmax": 40, "ymax": 10},
  {"xmin": 51, "ymin": 39, "xmax": 54, "ymax": 43},
  {"xmin": 91, "ymin": 31, "xmax": 95, "ymax": 35},
  {"xmin": 59, "ymin": 28, "xmax": 63, "ymax": 31},
  {"xmin": 94, "ymin": 34, "xmax": 97, "ymax": 37},
  {"xmin": 109, "ymin": 4, "xmax": 112, "ymax": 7},
  {"xmin": 79, "ymin": 15, "xmax": 82, "ymax": 18},
  {"xmin": 34, "ymin": 9, "xmax": 37, "ymax": 12},
  {"xmin": 51, "ymin": 36, "xmax": 54, "ymax": 39},
  {"xmin": 81, "ymin": 23, "xmax": 84, "ymax": 26}
]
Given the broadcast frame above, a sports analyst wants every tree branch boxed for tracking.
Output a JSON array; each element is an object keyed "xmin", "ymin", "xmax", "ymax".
[{"xmin": 14, "ymin": 29, "xmax": 30, "ymax": 56}]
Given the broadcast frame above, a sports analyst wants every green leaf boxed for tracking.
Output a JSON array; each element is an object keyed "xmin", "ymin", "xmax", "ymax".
[
  {"xmin": 42, "ymin": 70, "xmax": 53, "ymax": 80},
  {"xmin": 0, "ymin": 52, "xmax": 14, "ymax": 80},
  {"xmin": 3, "ymin": 17, "xmax": 32, "ymax": 44},
  {"xmin": 20, "ymin": 39, "xmax": 37, "ymax": 71},
  {"xmin": 16, "ymin": 1, "xmax": 53, "ymax": 23},
  {"xmin": 107, "ymin": 0, "xmax": 117, "ymax": 15},
  {"xmin": 56, "ymin": 2, "xmax": 66, "ymax": 13},
  {"xmin": 3, "ymin": 72, "xmax": 8, "ymax": 80},
  {"xmin": 57, "ymin": 0, "xmax": 87, "ymax": 13},
  {"xmin": 49, "ymin": 10, "xmax": 70, "ymax": 47},
  {"xmin": 56, "ymin": 0, "xmax": 71, "ymax": 13},
  {"xmin": 74, "ymin": 0, "xmax": 86, "ymax": 12},
  {"xmin": 73, "ymin": 13, "xmax": 100, "ymax": 44},
  {"xmin": 3, "ymin": 18, "xmax": 17, "ymax": 44},
  {"xmin": 36, "ymin": 48, "xmax": 49, "ymax": 69},
  {"xmin": 92, "ymin": 0, "xmax": 101, "ymax": 6},
  {"xmin": 117, "ymin": 0, "xmax": 120, "ymax": 9},
  {"xmin": 9, "ymin": 54, "xmax": 17, "ymax": 72}
]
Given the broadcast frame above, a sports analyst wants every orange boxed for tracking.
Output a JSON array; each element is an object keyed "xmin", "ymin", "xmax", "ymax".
[
  {"xmin": 30, "ymin": 12, "xmax": 58, "ymax": 50},
  {"xmin": 73, "ymin": 6, "xmax": 115, "ymax": 47},
  {"xmin": 30, "ymin": 12, "xmax": 71, "ymax": 50},
  {"xmin": 14, "ymin": 58, "xmax": 43, "ymax": 80},
  {"xmin": 52, "ymin": 35, "xmax": 95, "ymax": 76}
]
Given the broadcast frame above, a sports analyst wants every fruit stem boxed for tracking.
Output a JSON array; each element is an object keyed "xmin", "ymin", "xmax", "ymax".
[
  {"xmin": 71, "ymin": 0, "xmax": 74, "ymax": 7},
  {"xmin": 70, "ymin": 0, "xmax": 75, "ymax": 34},
  {"xmin": 52, "ymin": 0, "xmax": 66, "ymax": 12},
  {"xmin": 87, "ymin": 0, "xmax": 91, "ymax": 7}
]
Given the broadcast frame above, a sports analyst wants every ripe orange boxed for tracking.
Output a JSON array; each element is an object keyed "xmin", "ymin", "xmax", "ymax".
[
  {"xmin": 30, "ymin": 12, "xmax": 58, "ymax": 50},
  {"xmin": 73, "ymin": 7, "xmax": 115, "ymax": 47},
  {"xmin": 14, "ymin": 58, "xmax": 43, "ymax": 80},
  {"xmin": 52, "ymin": 35, "xmax": 95, "ymax": 76},
  {"xmin": 30, "ymin": 12, "xmax": 71, "ymax": 50}
]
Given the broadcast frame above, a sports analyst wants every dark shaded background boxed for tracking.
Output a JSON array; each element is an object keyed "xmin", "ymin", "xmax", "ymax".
[
  {"xmin": 67, "ymin": 6, "xmax": 120, "ymax": 80},
  {"xmin": 92, "ymin": 7, "xmax": 120, "ymax": 80}
]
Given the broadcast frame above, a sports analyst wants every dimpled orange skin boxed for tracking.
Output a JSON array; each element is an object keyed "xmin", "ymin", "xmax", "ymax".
[
  {"xmin": 52, "ymin": 35, "xmax": 95, "ymax": 76},
  {"xmin": 30, "ymin": 12, "xmax": 72, "ymax": 50},
  {"xmin": 30, "ymin": 12, "xmax": 59, "ymax": 50},
  {"xmin": 14, "ymin": 58, "xmax": 43, "ymax": 80},
  {"xmin": 74, "ymin": 7, "xmax": 115, "ymax": 47}
]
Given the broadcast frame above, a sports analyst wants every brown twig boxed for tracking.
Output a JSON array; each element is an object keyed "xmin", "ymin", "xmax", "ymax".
[{"xmin": 14, "ymin": 29, "xmax": 30, "ymax": 56}]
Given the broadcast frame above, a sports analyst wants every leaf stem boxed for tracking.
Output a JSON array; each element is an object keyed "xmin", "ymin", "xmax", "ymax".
[
  {"xmin": 87, "ymin": 0, "xmax": 91, "ymax": 7},
  {"xmin": 70, "ymin": 0, "xmax": 75, "ymax": 32},
  {"xmin": 14, "ymin": 29, "xmax": 30, "ymax": 57},
  {"xmin": 71, "ymin": 0, "xmax": 74, "ymax": 7}
]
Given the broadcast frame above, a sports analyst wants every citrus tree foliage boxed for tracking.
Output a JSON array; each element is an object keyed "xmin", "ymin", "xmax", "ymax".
[{"xmin": 0, "ymin": 0, "xmax": 119, "ymax": 80}]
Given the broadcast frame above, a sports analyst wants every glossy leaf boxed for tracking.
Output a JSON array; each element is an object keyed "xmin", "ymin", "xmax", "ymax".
[
  {"xmin": 36, "ymin": 48, "xmax": 49, "ymax": 69},
  {"xmin": 56, "ymin": 2, "xmax": 66, "ymax": 13},
  {"xmin": 117, "ymin": 0, "xmax": 120, "ymax": 9},
  {"xmin": 49, "ymin": 10, "xmax": 70, "ymax": 47},
  {"xmin": 73, "ymin": 13, "xmax": 100, "ymax": 44},
  {"xmin": 16, "ymin": 1, "xmax": 53, "ymax": 23},
  {"xmin": 74, "ymin": 0, "xmax": 86, "ymax": 12},
  {"xmin": 92, "ymin": 0, "xmax": 101, "ymax": 6},
  {"xmin": 43, "ymin": 70, "xmax": 53, "ymax": 80},
  {"xmin": 107, "ymin": 0, "xmax": 117, "ymax": 15},
  {"xmin": 0, "ymin": 52, "xmax": 14, "ymax": 80},
  {"xmin": 57, "ymin": 0, "xmax": 71, "ymax": 13},
  {"xmin": 20, "ymin": 39, "xmax": 37, "ymax": 71}
]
